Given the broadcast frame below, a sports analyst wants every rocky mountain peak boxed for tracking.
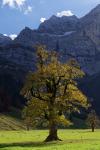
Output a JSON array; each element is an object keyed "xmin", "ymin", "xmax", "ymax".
[
  {"xmin": 90, "ymin": 4, "xmax": 100, "ymax": 14},
  {"xmin": 38, "ymin": 14, "xmax": 79, "ymax": 35},
  {"xmin": 0, "ymin": 34, "xmax": 12, "ymax": 46}
]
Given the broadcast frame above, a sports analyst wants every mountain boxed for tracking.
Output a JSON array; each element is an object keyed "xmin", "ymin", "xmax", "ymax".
[
  {"xmin": 14, "ymin": 5, "xmax": 100, "ymax": 75},
  {"xmin": 0, "ymin": 34, "xmax": 12, "ymax": 46},
  {"xmin": 80, "ymin": 4, "xmax": 100, "ymax": 51},
  {"xmin": 0, "ymin": 5, "xmax": 100, "ymax": 113},
  {"xmin": 38, "ymin": 15, "xmax": 79, "ymax": 35}
]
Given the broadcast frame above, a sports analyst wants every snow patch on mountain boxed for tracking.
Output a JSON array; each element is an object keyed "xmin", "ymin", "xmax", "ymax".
[
  {"xmin": 4, "ymin": 34, "xmax": 17, "ymax": 40},
  {"xmin": 56, "ymin": 10, "xmax": 74, "ymax": 17}
]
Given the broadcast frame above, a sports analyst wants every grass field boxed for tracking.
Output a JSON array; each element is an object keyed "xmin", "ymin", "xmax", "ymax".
[{"xmin": 0, "ymin": 129, "xmax": 100, "ymax": 150}]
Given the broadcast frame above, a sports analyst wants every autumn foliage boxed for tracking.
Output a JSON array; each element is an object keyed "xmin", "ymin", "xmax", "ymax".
[{"xmin": 21, "ymin": 46, "xmax": 88, "ymax": 141}]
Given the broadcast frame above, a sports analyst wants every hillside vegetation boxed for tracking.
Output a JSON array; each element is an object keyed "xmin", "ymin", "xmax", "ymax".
[{"xmin": 0, "ymin": 113, "xmax": 25, "ymax": 130}]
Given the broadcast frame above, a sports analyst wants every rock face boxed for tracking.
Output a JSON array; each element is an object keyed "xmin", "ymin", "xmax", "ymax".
[
  {"xmin": 38, "ymin": 15, "xmax": 79, "ymax": 35},
  {"xmin": 80, "ymin": 4, "xmax": 100, "ymax": 51},
  {"xmin": 0, "ymin": 34, "xmax": 12, "ymax": 46},
  {"xmin": 13, "ymin": 5, "xmax": 100, "ymax": 75},
  {"xmin": 0, "ymin": 4, "xmax": 100, "ymax": 112}
]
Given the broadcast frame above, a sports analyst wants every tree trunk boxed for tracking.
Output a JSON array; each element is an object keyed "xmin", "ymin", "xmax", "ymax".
[
  {"xmin": 26, "ymin": 124, "xmax": 30, "ymax": 131},
  {"xmin": 45, "ymin": 104, "xmax": 61, "ymax": 142},
  {"xmin": 45, "ymin": 121, "xmax": 61, "ymax": 142},
  {"xmin": 91, "ymin": 123, "xmax": 94, "ymax": 132}
]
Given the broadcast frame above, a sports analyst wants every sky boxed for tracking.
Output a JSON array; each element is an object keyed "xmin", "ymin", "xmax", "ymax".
[{"xmin": 0, "ymin": 0, "xmax": 100, "ymax": 37}]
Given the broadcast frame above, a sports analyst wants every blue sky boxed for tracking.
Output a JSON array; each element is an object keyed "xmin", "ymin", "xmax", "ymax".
[{"xmin": 0, "ymin": 0, "xmax": 100, "ymax": 36}]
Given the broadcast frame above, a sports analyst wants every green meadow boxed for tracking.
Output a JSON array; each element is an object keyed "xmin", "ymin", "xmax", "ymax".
[{"xmin": 0, "ymin": 129, "xmax": 100, "ymax": 150}]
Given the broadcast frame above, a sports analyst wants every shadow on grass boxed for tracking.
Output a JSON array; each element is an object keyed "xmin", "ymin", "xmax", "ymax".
[
  {"xmin": 0, "ymin": 141, "xmax": 60, "ymax": 149},
  {"xmin": 0, "ymin": 138, "xmax": 99, "ymax": 149}
]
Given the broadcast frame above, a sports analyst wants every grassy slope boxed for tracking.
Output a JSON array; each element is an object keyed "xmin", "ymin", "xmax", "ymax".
[
  {"xmin": 0, "ymin": 130, "xmax": 100, "ymax": 150},
  {"xmin": 0, "ymin": 113, "xmax": 25, "ymax": 130}
]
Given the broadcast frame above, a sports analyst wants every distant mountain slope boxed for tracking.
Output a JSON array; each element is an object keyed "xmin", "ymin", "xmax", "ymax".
[
  {"xmin": 80, "ymin": 4, "xmax": 100, "ymax": 51},
  {"xmin": 0, "ymin": 34, "xmax": 12, "ymax": 46},
  {"xmin": 80, "ymin": 72, "xmax": 100, "ymax": 115}
]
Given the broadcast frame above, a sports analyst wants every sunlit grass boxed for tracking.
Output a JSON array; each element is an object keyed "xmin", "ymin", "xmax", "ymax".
[{"xmin": 0, "ymin": 129, "xmax": 100, "ymax": 150}]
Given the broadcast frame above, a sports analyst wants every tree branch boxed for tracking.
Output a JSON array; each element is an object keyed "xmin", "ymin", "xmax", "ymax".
[{"xmin": 30, "ymin": 88, "xmax": 47, "ymax": 102}]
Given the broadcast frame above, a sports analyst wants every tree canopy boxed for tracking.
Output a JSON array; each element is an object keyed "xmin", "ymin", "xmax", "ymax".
[{"xmin": 86, "ymin": 110, "xmax": 100, "ymax": 132}]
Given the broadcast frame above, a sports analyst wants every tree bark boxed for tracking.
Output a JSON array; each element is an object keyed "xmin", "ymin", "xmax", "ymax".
[
  {"xmin": 45, "ymin": 105, "xmax": 61, "ymax": 142},
  {"xmin": 91, "ymin": 123, "xmax": 94, "ymax": 132},
  {"xmin": 26, "ymin": 124, "xmax": 30, "ymax": 131},
  {"xmin": 45, "ymin": 121, "xmax": 61, "ymax": 142}
]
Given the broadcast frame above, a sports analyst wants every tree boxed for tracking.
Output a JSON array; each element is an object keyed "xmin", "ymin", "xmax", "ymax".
[
  {"xmin": 86, "ymin": 110, "xmax": 100, "ymax": 132},
  {"xmin": 21, "ymin": 45, "xmax": 88, "ymax": 142},
  {"xmin": 22, "ymin": 106, "xmax": 33, "ymax": 131}
]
